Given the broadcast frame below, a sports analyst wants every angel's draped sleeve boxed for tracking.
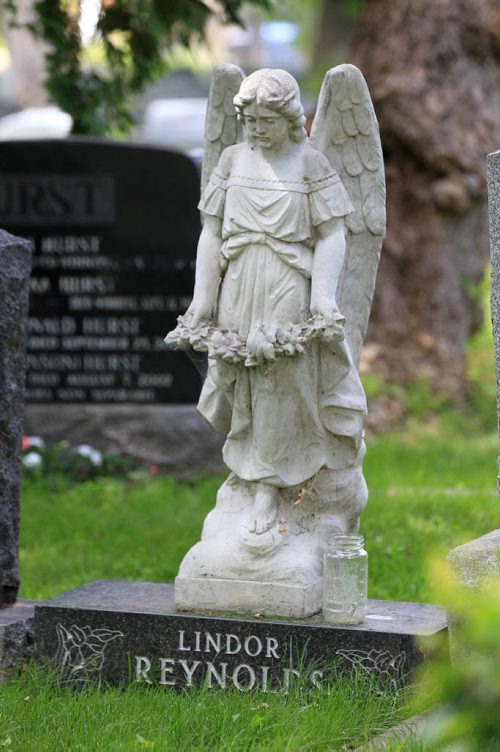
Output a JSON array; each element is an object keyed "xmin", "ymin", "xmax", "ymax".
[
  {"xmin": 306, "ymin": 150, "xmax": 354, "ymax": 227},
  {"xmin": 198, "ymin": 148, "xmax": 233, "ymax": 219}
]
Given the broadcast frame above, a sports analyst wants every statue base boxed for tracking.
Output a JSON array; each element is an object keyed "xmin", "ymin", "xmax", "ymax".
[
  {"xmin": 174, "ymin": 469, "xmax": 368, "ymax": 618},
  {"xmin": 175, "ymin": 576, "xmax": 323, "ymax": 617}
]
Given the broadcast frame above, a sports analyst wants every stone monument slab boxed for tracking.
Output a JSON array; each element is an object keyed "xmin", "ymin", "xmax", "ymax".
[
  {"xmin": 447, "ymin": 530, "xmax": 500, "ymax": 590},
  {"xmin": 34, "ymin": 580, "xmax": 447, "ymax": 691},
  {"xmin": 446, "ymin": 530, "xmax": 500, "ymax": 662},
  {"xmin": 0, "ymin": 138, "xmax": 201, "ymax": 406},
  {"xmin": 488, "ymin": 149, "xmax": 500, "ymax": 492},
  {"xmin": 0, "ymin": 599, "xmax": 36, "ymax": 679},
  {"xmin": 0, "ymin": 229, "xmax": 31, "ymax": 607}
]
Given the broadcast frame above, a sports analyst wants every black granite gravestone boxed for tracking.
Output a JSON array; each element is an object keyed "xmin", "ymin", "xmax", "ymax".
[
  {"xmin": 35, "ymin": 580, "xmax": 447, "ymax": 692},
  {"xmin": 0, "ymin": 138, "xmax": 200, "ymax": 404}
]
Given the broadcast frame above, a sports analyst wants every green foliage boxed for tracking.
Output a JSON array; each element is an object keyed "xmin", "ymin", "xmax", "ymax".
[
  {"xmin": 4, "ymin": 0, "xmax": 270, "ymax": 135},
  {"xmin": 19, "ymin": 473, "xmax": 222, "ymax": 599},
  {"xmin": 411, "ymin": 567, "xmax": 500, "ymax": 751},
  {"xmin": 339, "ymin": 0, "xmax": 365, "ymax": 22},
  {"xmin": 22, "ymin": 439, "xmax": 137, "ymax": 482},
  {"xmin": 403, "ymin": 378, "xmax": 454, "ymax": 420}
]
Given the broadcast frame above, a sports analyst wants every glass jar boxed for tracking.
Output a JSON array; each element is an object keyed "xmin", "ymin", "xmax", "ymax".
[{"xmin": 322, "ymin": 534, "xmax": 368, "ymax": 625}]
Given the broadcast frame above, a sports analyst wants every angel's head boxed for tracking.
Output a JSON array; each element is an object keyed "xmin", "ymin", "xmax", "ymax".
[{"xmin": 234, "ymin": 69, "xmax": 307, "ymax": 147}]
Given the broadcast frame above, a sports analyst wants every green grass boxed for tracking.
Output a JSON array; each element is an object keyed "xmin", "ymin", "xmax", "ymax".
[
  {"xmin": 363, "ymin": 428, "xmax": 499, "ymax": 602},
  {"xmin": 19, "ymin": 474, "xmax": 221, "ymax": 600},
  {"xmin": 18, "ymin": 428, "xmax": 499, "ymax": 604},
  {"xmin": 0, "ymin": 665, "xmax": 404, "ymax": 752}
]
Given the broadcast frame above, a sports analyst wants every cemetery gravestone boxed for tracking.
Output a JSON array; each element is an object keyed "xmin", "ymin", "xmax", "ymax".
[
  {"xmin": 0, "ymin": 139, "xmax": 223, "ymax": 474},
  {"xmin": 0, "ymin": 230, "xmax": 31, "ymax": 606},
  {"xmin": 0, "ymin": 138, "xmax": 200, "ymax": 405},
  {"xmin": 443, "ymin": 152, "xmax": 500, "ymax": 661},
  {"xmin": 488, "ymin": 149, "xmax": 500, "ymax": 492},
  {"xmin": 35, "ymin": 580, "xmax": 447, "ymax": 691}
]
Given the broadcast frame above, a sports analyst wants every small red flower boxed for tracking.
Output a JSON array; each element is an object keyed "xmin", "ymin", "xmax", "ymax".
[
  {"xmin": 22, "ymin": 436, "xmax": 30, "ymax": 451},
  {"xmin": 148, "ymin": 465, "xmax": 160, "ymax": 475}
]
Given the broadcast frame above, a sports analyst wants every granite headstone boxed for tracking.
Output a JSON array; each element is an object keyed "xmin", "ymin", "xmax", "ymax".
[
  {"xmin": 0, "ymin": 229, "xmax": 31, "ymax": 607},
  {"xmin": 488, "ymin": 149, "xmax": 500, "ymax": 492},
  {"xmin": 0, "ymin": 138, "xmax": 223, "ymax": 475},
  {"xmin": 444, "ymin": 153, "xmax": 500, "ymax": 662},
  {"xmin": 35, "ymin": 580, "xmax": 447, "ymax": 691},
  {"xmin": 0, "ymin": 138, "xmax": 200, "ymax": 405}
]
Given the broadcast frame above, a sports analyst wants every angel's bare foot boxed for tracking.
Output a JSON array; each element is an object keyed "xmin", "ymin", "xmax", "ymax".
[{"xmin": 249, "ymin": 484, "xmax": 280, "ymax": 534}]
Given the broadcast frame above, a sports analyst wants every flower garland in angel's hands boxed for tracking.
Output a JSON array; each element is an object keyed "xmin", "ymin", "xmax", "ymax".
[{"xmin": 165, "ymin": 311, "xmax": 345, "ymax": 367}]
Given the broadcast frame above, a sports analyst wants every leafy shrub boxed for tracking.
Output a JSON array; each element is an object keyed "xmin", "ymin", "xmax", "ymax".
[{"xmin": 414, "ymin": 561, "xmax": 500, "ymax": 750}]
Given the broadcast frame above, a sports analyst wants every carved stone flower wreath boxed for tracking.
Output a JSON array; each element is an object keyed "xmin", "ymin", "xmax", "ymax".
[{"xmin": 165, "ymin": 314, "xmax": 345, "ymax": 367}]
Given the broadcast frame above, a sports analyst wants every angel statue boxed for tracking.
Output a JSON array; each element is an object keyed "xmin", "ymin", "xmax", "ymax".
[{"xmin": 166, "ymin": 64, "xmax": 385, "ymax": 617}]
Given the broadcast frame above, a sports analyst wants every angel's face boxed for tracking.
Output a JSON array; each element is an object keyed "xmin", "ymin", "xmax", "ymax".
[{"xmin": 242, "ymin": 103, "xmax": 289, "ymax": 151}]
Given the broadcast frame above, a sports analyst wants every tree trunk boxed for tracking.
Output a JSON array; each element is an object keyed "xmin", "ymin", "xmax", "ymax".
[
  {"xmin": 314, "ymin": 0, "xmax": 357, "ymax": 65},
  {"xmin": 350, "ymin": 0, "xmax": 500, "ymax": 398}
]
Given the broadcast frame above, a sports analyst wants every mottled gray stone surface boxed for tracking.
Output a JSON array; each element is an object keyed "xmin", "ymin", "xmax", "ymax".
[
  {"xmin": 35, "ymin": 580, "xmax": 447, "ymax": 691},
  {"xmin": 0, "ymin": 600, "xmax": 36, "ymax": 678},
  {"xmin": 0, "ymin": 230, "xmax": 31, "ymax": 607},
  {"xmin": 488, "ymin": 151, "xmax": 500, "ymax": 493},
  {"xmin": 23, "ymin": 404, "xmax": 224, "ymax": 479},
  {"xmin": 446, "ymin": 530, "xmax": 500, "ymax": 661},
  {"xmin": 356, "ymin": 714, "xmax": 431, "ymax": 751},
  {"xmin": 446, "ymin": 529, "xmax": 500, "ymax": 589}
]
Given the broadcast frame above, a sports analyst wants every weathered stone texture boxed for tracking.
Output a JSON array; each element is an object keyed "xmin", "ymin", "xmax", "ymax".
[
  {"xmin": 34, "ymin": 580, "xmax": 447, "ymax": 690},
  {"xmin": 447, "ymin": 529, "xmax": 500, "ymax": 590},
  {"xmin": 488, "ymin": 151, "xmax": 500, "ymax": 493},
  {"xmin": 446, "ymin": 529, "xmax": 500, "ymax": 661},
  {"xmin": 0, "ymin": 600, "xmax": 35, "ymax": 678},
  {"xmin": 0, "ymin": 230, "xmax": 31, "ymax": 607}
]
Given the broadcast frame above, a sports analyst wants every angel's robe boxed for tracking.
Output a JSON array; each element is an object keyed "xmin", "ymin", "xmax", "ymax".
[{"xmin": 197, "ymin": 141, "xmax": 367, "ymax": 488}]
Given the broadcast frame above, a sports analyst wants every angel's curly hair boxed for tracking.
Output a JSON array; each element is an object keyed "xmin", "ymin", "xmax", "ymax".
[{"xmin": 234, "ymin": 69, "xmax": 307, "ymax": 142}]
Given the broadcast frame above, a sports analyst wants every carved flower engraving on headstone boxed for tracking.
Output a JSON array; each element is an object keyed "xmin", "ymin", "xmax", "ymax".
[{"xmin": 55, "ymin": 624, "xmax": 123, "ymax": 684}]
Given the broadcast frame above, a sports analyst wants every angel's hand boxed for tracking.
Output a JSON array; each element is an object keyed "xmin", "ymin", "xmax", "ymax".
[
  {"xmin": 184, "ymin": 300, "xmax": 213, "ymax": 329},
  {"xmin": 310, "ymin": 297, "xmax": 344, "ymax": 323}
]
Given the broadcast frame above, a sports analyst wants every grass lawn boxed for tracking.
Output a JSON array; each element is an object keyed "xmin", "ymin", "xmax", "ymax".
[
  {"xmin": 0, "ymin": 665, "xmax": 403, "ymax": 751},
  {"xmin": 17, "ymin": 426, "xmax": 499, "ymax": 604}
]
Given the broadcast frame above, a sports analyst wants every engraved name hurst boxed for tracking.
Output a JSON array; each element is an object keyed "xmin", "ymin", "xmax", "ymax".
[
  {"xmin": 134, "ymin": 629, "xmax": 324, "ymax": 691},
  {"xmin": 0, "ymin": 175, "xmax": 115, "ymax": 225}
]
